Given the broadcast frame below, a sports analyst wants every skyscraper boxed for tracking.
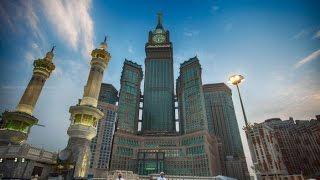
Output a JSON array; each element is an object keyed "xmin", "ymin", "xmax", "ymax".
[
  {"xmin": 142, "ymin": 13, "xmax": 175, "ymax": 133},
  {"xmin": 117, "ymin": 59, "xmax": 143, "ymax": 134},
  {"xmin": 89, "ymin": 83, "xmax": 118, "ymax": 177},
  {"xmin": 98, "ymin": 83, "xmax": 118, "ymax": 105},
  {"xmin": 203, "ymin": 83, "xmax": 244, "ymax": 156},
  {"xmin": 109, "ymin": 60, "xmax": 143, "ymax": 172},
  {"xmin": 203, "ymin": 83, "xmax": 249, "ymax": 179},
  {"xmin": 110, "ymin": 14, "xmax": 221, "ymax": 176},
  {"xmin": 177, "ymin": 56, "xmax": 208, "ymax": 134}
]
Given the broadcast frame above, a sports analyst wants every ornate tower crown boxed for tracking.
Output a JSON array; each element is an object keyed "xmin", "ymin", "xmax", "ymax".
[
  {"xmin": 45, "ymin": 45, "xmax": 55, "ymax": 61},
  {"xmin": 146, "ymin": 13, "xmax": 171, "ymax": 46}
]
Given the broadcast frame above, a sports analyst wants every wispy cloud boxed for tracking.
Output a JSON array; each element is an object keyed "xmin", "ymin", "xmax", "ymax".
[
  {"xmin": 211, "ymin": 5, "xmax": 220, "ymax": 13},
  {"xmin": 128, "ymin": 45, "xmax": 134, "ymax": 54},
  {"xmin": 292, "ymin": 29, "xmax": 309, "ymax": 40},
  {"xmin": 183, "ymin": 29, "xmax": 199, "ymax": 37},
  {"xmin": 24, "ymin": 42, "xmax": 43, "ymax": 64},
  {"xmin": 294, "ymin": 49, "xmax": 320, "ymax": 68},
  {"xmin": 313, "ymin": 30, "xmax": 320, "ymax": 39},
  {"xmin": 40, "ymin": 0, "xmax": 94, "ymax": 58},
  {"xmin": 0, "ymin": 0, "xmax": 95, "ymax": 62},
  {"xmin": 0, "ymin": 1, "xmax": 46, "ymax": 43}
]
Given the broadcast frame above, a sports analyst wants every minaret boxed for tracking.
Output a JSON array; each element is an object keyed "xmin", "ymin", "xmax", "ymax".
[
  {"xmin": 59, "ymin": 38, "xmax": 110, "ymax": 179},
  {"xmin": 0, "ymin": 47, "xmax": 55, "ymax": 145}
]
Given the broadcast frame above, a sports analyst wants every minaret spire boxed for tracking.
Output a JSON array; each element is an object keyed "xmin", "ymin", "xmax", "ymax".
[
  {"xmin": 99, "ymin": 35, "xmax": 108, "ymax": 50},
  {"xmin": 51, "ymin": 45, "xmax": 55, "ymax": 52}
]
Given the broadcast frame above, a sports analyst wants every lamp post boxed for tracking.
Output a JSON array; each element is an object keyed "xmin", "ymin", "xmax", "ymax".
[{"xmin": 228, "ymin": 74, "xmax": 249, "ymax": 127}]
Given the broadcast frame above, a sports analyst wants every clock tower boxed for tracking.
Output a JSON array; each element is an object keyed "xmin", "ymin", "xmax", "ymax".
[{"xmin": 142, "ymin": 13, "xmax": 175, "ymax": 133}]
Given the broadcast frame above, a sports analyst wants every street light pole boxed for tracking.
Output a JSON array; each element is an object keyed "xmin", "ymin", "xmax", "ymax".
[
  {"xmin": 236, "ymin": 84, "xmax": 249, "ymax": 127},
  {"xmin": 228, "ymin": 74, "xmax": 249, "ymax": 127}
]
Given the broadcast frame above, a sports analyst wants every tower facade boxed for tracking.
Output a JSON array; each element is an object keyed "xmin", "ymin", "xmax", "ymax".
[
  {"xmin": 89, "ymin": 83, "xmax": 118, "ymax": 177},
  {"xmin": 142, "ymin": 14, "xmax": 175, "ymax": 133},
  {"xmin": 98, "ymin": 83, "xmax": 118, "ymax": 104},
  {"xmin": 203, "ymin": 83, "xmax": 244, "ymax": 156},
  {"xmin": 203, "ymin": 83, "xmax": 248, "ymax": 179},
  {"xmin": 59, "ymin": 39, "xmax": 110, "ymax": 179},
  {"xmin": 117, "ymin": 60, "xmax": 143, "ymax": 134},
  {"xmin": 177, "ymin": 57, "xmax": 208, "ymax": 134},
  {"xmin": 0, "ymin": 48, "xmax": 55, "ymax": 145}
]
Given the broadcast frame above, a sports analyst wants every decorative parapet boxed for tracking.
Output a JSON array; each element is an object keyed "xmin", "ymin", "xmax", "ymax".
[{"xmin": 0, "ymin": 144, "xmax": 57, "ymax": 164}]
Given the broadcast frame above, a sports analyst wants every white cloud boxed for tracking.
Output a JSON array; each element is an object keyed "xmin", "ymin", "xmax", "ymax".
[
  {"xmin": 294, "ymin": 49, "xmax": 320, "ymax": 68},
  {"xmin": 40, "ymin": 0, "xmax": 94, "ymax": 58},
  {"xmin": 313, "ymin": 30, "xmax": 320, "ymax": 39}
]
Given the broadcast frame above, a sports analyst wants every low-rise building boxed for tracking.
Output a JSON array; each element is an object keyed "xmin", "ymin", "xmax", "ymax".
[
  {"xmin": 246, "ymin": 115, "xmax": 320, "ymax": 179},
  {"xmin": 0, "ymin": 144, "xmax": 57, "ymax": 179}
]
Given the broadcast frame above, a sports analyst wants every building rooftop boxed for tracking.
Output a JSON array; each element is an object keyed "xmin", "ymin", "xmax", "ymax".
[
  {"xmin": 124, "ymin": 59, "xmax": 142, "ymax": 69},
  {"xmin": 203, "ymin": 83, "xmax": 232, "ymax": 95},
  {"xmin": 180, "ymin": 56, "xmax": 200, "ymax": 68}
]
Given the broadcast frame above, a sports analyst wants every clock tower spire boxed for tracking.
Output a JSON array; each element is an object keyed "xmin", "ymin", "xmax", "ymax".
[{"xmin": 156, "ymin": 12, "xmax": 163, "ymax": 29}]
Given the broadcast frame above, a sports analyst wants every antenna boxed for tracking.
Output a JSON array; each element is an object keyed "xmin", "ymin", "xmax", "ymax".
[{"xmin": 157, "ymin": 12, "xmax": 163, "ymax": 24}]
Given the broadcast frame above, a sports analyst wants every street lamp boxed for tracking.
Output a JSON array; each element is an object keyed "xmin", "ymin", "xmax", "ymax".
[{"xmin": 228, "ymin": 74, "xmax": 249, "ymax": 127}]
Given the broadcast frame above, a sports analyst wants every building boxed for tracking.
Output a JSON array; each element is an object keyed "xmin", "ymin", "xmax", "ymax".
[
  {"xmin": 107, "ymin": 170, "xmax": 237, "ymax": 180},
  {"xmin": 89, "ymin": 83, "xmax": 118, "ymax": 177},
  {"xmin": 0, "ymin": 144, "xmax": 57, "ymax": 179},
  {"xmin": 246, "ymin": 116, "xmax": 320, "ymax": 179},
  {"xmin": 203, "ymin": 83, "xmax": 249, "ymax": 179},
  {"xmin": 142, "ymin": 13, "xmax": 175, "ymax": 134},
  {"xmin": 116, "ymin": 59, "xmax": 143, "ymax": 134},
  {"xmin": 109, "ymin": 14, "xmax": 221, "ymax": 176},
  {"xmin": 177, "ymin": 57, "xmax": 208, "ymax": 134},
  {"xmin": 98, "ymin": 83, "xmax": 118, "ymax": 105}
]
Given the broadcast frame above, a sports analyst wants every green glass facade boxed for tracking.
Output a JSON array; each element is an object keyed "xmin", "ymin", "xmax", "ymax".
[
  {"xmin": 142, "ymin": 23, "xmax": 175, "ymax": 133},
  {"xmin": 117, "ymin": 60, "xmax": 143, "ymax": 134},
  {"xmin": 203, "ymin": 83, "xmax": 244, "ymax": 156},
  {"xmin": 177, "ymin": 57, "xmax": 208, "ymax": 134},
  {"xmin": 203, "ymin": 83, "xmax": 249, "ymax": 179},
  {"xmin": 98, "ymin": 83, "xmax": 118, "ymax": 105}
]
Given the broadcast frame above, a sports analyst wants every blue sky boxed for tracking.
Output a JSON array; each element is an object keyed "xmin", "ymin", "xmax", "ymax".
[{"xmin": 0, "ymin": 0, "xmax": 319, "ymax": 174}]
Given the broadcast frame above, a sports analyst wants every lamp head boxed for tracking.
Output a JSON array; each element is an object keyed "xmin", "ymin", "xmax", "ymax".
[{"xmin": 228, "ymin": 74, "xmax": 245, "ymax": 85}]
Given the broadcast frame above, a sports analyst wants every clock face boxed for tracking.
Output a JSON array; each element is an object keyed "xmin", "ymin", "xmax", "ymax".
[{"xmin": 152, "ymin": 34, "xmax": 166, "ymax": 43}]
